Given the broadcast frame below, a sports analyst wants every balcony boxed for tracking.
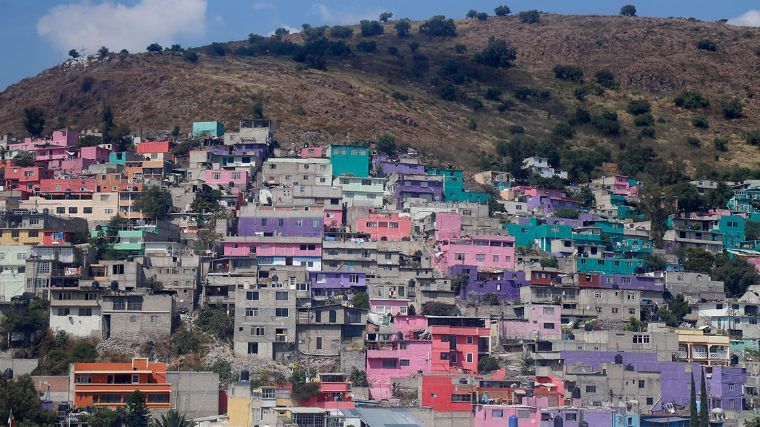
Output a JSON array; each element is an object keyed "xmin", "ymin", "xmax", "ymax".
[
  {"xmin": 709, "ymin": 348, "xmax": 728, "ymax": 360},
  {"xmin": 366, "ymin": 348, "xmax": 400, "ymax": 359}
]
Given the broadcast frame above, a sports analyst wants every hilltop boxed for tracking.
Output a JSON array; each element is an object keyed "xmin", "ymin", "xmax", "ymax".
[{"xmin": 1, "ymin": 13, "xmax": 759, "ymax": 175}]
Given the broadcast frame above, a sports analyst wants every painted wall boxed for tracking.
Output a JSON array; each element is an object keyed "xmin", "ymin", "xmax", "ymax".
[{"xmin": 355, "ymin": 212, "xmax": 412, "ymax": 241}]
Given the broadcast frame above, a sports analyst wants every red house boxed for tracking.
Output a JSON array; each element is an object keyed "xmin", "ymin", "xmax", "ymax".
[
  {"xmin": 430, "ymin": 323, "xmax": 490, "ymax": 374},
  {"xmin": 136, "ymin": 141, "xmax": 173, "ymax": 154},
  {"xmin": 530, "ymin": 270, "xmax": 561, "ymax": 286},
  {"xmin": 577, "ymin": 272, "xmax": 601, "ymax": 287},
  {"xmin": 3, "ymin": 166, "xmax": 53, "ymax": 193},
  {"xmin": 297, "ymin": 373, "xmax": 354, "ymax": 409},
  {"xmin": 421, "ymin": 375, "xmax": 473, "ymax": 412}
]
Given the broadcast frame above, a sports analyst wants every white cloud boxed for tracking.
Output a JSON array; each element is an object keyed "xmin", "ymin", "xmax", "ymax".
[
  {"xmin": 253, "ymin": 2, "xmax": 274, "ymax": 11},
  {"xmin": 37, "ymin": 0, "xmax": 207, "ymax": 55},
  {"xmin": 310, "ymin": 3, "xmax": 382, "ymax": 25},
  {"xmin": 727, "ymin": 9, "xmax": 760, "ymax": 27}
]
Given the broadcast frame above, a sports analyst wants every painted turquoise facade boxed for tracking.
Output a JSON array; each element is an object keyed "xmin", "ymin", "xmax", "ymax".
[
  {"xmin": 576, "ymin": 257, "xmax": 643, "ymax": 274},
  {"xmin": 727, "ymin": 188, "xmax": 760, "ymax": 214},
  {"xmin": 192, "ymin": 121, "xmax": 225, "ymax": 138},
  {"xmin": 614, "ymin": 238, "xmax": 654, "ymax": 255},
  {"xmin": 426, "ymin": 168, "xmax": 490, "ymax": 203},
  {"xmin": 505, "ymin": 219, "xmax": 540, "ymax": 248},
  {"xmin": 715, "ymin": 215, "xmax": 745, "ymax": 249},
  {"xmin": 329, "ymin": 145, "xmax": 370, "ymax": 178},
  {"xmin": 109, "ymin": 152, "xmax": 129, "ymax": 165}
]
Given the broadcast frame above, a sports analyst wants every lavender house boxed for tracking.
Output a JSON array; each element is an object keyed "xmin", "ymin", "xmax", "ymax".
[
  {"xmin": 238, "ymin": 209, "xmax": 324, "ymax": 237},
  {"xmin": 560, "ymin": 351, "xmax": 746, "ymax": 413},
  {"xmin": 373, "ymin": 155, "xmax": 426, "ymax": 177},
  {"xmin": 395, "ymin": 174, "xmax": 444, "ymax": 209},
  {"xmin": 309, "ymin": 271, "xmax": 367, "ymax": 300},
  {"xmin": 450, "ymin": 265, "xmax": 529, "ymax": 302},
  {"xmin": 527, "ymin": 195, "xmax": 580, "ymax": 216}
]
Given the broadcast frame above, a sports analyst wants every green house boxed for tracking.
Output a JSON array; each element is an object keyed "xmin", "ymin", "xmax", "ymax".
[
  {"xmin": 576, "ymin": 257, "xmax": 643, "ymax": 274},
  {"xmin": 329, "ymin": 145, "xmax": 370, "ymax": 178},
  {"xmin": 426, "ymin": 168, "xmax": 491, "ymax": 203},
  {"xmin": 614, "ymin": 238, "xmax": 653, "ymax": 255},
  {"xmin": 505, "ymin": 219, "xmax": 539, "ymax": 248},
  {"xmin": 715, "ymin": 215, "xmax": 745, "ymax": 249}
]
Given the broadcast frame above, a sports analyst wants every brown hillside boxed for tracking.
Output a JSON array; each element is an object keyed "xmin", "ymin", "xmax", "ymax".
[{"xmin": 1, "ymin": 14, "xmax": 758, "ymax": 172}]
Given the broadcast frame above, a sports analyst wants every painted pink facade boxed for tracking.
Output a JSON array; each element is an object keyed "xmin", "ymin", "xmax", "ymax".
[
  {"xmin": 33, "ymin": 145, "xmax": 68, "ymax": 162},
  {"xmin": 203, "ymin": 169, "xmax": 250, "ymax": 187},
  {"xmin": 355, "ymin": 212, "xmax": 412, "ymax": 241},
  {"xmin": 136, "ymin": 141, "xmax": 172, "ymax": 153},
  {"xmin": 393, "ymin": 316, "xmax": 428, "ymax": 337},
  {"xmin": 612, "ymin": 175, "xmax": 638, "ymax": 196},
  {"xmin": 435, "ymin": 212, "xmax": 461, "ymax": 240},
  {"xmin": 366, "ymin": 340, "xmax": 431, "ymax": 400},
  {"xmin": 435, "ymin": 235, "xmax": 516, "ymax": 272},
  {"xmin": 324, "ymin": 208, "xmax": 343, "ymax": 227},
  {"xmin": 300, "ymin": 146, "xmax": 326, "ymax": 158},
  {"xmin": 370, "ymin": 298, "xmax": 410, "ymax": 315},
  {"xmin": 473, "ymin": 404, "xmax": 540, "ymax": 426},
  {"xmin": 513, "ymin": 186, "xmax": 565, "ymax": 199},
  {"xmin": 501, "ymin": 305, "xmax": 562, "ymax": 341},
  {"xmin": 80, "ymin": 146, "xmax": 112, "ymax": 162},
  {"xmin": 19, "ymin": 130, "xmax": 79, "ymax": 149},
  {"xmin": 49, "ymin": 158, "xmax": 95, "ymax": 174}
]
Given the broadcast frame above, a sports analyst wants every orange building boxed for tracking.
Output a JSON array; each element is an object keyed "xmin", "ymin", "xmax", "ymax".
[{"xmin": 72, "ymin": 358, "xmax": 171, "ymax": 410}]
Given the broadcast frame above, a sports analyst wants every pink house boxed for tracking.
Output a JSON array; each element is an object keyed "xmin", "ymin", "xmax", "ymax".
[
  {"xmin": 18, "ymin": 129, "xmax": 79, "ymax": 149},
  {"xmin": 324, "ymin": 208, "xmax": 343, "ymax": 227},
  {"xmin": 300, "ymin": 146, "xmax": 326, "ymax": 158},
  {"xmin": 393, "ymin": 315, "xmax": 428, "ymax": 338},
  {"xmin": 80, "ymin": 146, "xmax": 111, "ymax": 162},
  {"xmin": 435, "ymin": 212, "xmax": 461, "ymax": 240},
  {"xmin": 366, "ymin": 340, "xmax": 431, "ymax": 400},
  {"xmin": 370, "ymin": 298, "xmax": 410, "ymax": 316},
  {"xmin": 435, "ymin": 235, "xmax": 516, "ymax": 272},
  {"xmin": 355, "ymin": 212, "xmax": 412, "ymax": 241},
  {"xmin": 49, "ymin": 158, "xmax": 95, "ymax": 174},
  {"xmin": 221, "ymin": 236, "xmax": 322, "ymax": 271},
  {"xmin": 203, "ymin": 169, "xmax": 250, "ymax": 187},
  {"xmin": 501, "ymin": 305, "xmax": 561, "ymax": 341},
  {"xmin": 513, "ymin": 186, "xmax": 565, "ymax": 199},
  {"xmin": 612, "ymin": 175, "xmax": 638, "ymax": 196},
  {"xmin": 473, "ymin": 404, "xmax": 540, "ymax": 426}
]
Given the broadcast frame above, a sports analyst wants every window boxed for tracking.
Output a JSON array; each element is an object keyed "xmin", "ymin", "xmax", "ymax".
[
  {"xmin": 329, "ymin": 310, "xmax": 337, "ymax": 323},
  {"xmin": 78, "ymin": 308, "xmax": 92, "ymax": 316},
  {"xmin": 633, "ymin": 334, "xmax": 650, "ymax": 344},
  {"xmin": 37, "ymin": 262, "xmax": 50, "ymax": 274},
  {"xmin": 565, "ymin": 413, "xmax": 578, "ymax": 421},
  {"xmin": 76, "ymin": 375, "xmax": 92, "ymax": 384},
  {"xmin": 586, "ymin": 385, "xmax": 596, "ymax": 393},
  {"xmin": 28, "ymin": 230, "xmax": 39, "ymax": 237},
  {"xmin": 56, "ymin": 207, "xmax": 65, "ymax": 214},
  {"xmin": 440, "ymin": 352, "xmax": 450, "ymax": 360},
  {"xmin": 132, "ymin": 374, "xmax": 140, "ymax": 384},
  {"xmin": 275, "ymin": 308, "xmax": 289, "ymax": 317},
  {"xmin": 543, "ymin": 323, "xmax": 555, "ymax": 329},
  {"xmin": 112, "ymin": 264, "xmax": 125, "ymax": 275},
  {"xmin": 647, "ymin": 397, "xmax": 654, "ymax": 405},
  {"xmin": 381, "ymin": 359, "xmax": 397, "ymax": 369},
  {"xmin": 466, "ymin": 353, "xmax": 473, "ymax": 363},
  {"xmin": 246, "ymin": 291, "xmax": 259, "ymax": 300},
  {"xmin": 638, "ymin": 380, "xmax": 645, "ymax": 388},
  {"xmin": 455, "ymin": 253, "xmax": 465, "ymax": 261},
  {"xmin": 728, "ymin": 383, "xmax": 736, "ymax": 391},
  {"xmin": 475, "ymin": 254, "xmax": 485, "ymax": 262},
  {"xmin": 612, "ymin": 308, "xmax": 619, "ymax": 314},
  {"xmin": 251, "ymin": 327, "xmax": 265, "ymax": 336},
  {"xmin": 57, "ymin": 308, "xmax": 70, "ymax": 316},
  {"xmin": 451, "ymin": 394, "xmax": 471, "ymax": 403},
  {"xmin": 83, "ymin": 207, "xmax": 93, "ymax": 214},
  {"xmin": 315, "ymin": 311, "xmax": 322, "ymax": 322},
  {"xmin": 275, "ymin": 291, "xmax": 289, "ymax": 301},
  {"xmin": 247, "ymin": 342, "xmax": 258, "ymax": 354},
  {"xmin": 245, "ymin": 308, "xmax": 258, "ymax": 317},
  {"xmin": 316, "ymin": 337, "xmax": 322, "ymax": 350},
  {"xmin": 594, "ymin": 292, "xmax": 602, "ymax": 299},
  {"xmin": 68, "ymin": 207, "xmax": 78, "ymax": 214},
  {"xmin": 492, "ymin": 410, "xmax": 504, "ymax": 418},
  {"xmin": 628, "ymin": 308, "xmax": 636, "ymax": 315},
  {"xmin": 466, "ymin": 336, "xmax": 474, "ymax": 344}
]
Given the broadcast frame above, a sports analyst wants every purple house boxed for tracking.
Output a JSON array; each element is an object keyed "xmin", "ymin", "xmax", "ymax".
[
  {"xmin": 309, "ymin": 271, "xmax": 367, "ymax": 300},
  {"xmin": 597, "ymin": 274, "xmax": 663, "ymax": 292},
  {"xmin": 561, "ymin": 351, "xmax": 746, "ymax": 413},
  {"xmin": 450, "ymin": 265, "xmax": 529, "ymax": 302},
  {"xmin": 373, "ymin": 155, "xmax": 426, "ymax": 177},
  {"xmin": 527, "ymin": 195, "xmax": 579, "ymax": 215},
  {"xmin": 238, "ymin": 209, "xmax": 324, "ymax": 237},
  {"xmin": 395, "ymin": 174, "xmax": 444, "ymax": 209}
]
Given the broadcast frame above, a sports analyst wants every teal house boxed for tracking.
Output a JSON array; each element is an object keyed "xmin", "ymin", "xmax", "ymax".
[
  {"xmin": 109, "ymin": 151, "xmax": 143, "ymax": 166},
  {"xmin": 426, "ymin": 168, "xmax": 491, "ymax": 203},
  {"xmin": 576, "ymin": 257, "xmax": 643, "ymax": 274},
  {"xmin": 329, "ymin": 145, "xmax": 370, "ymax": 178},
  {"xmin": 714, "ymin": 215, "xmax": 745, "ymax": 249},
  {"xmin": 192, "ymin": 121, "xmax": 225, "ymax": 138}
]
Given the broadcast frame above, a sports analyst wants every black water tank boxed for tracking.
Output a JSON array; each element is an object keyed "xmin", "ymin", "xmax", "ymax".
[
  {"xmin": 584, "ymin": 323, "xmax": 593, "ymax": 331},
  {"xmin": 240, "ymin": 370, "xmax": 250, "ymax": 381},
  {"xmin": 625, "ymin": 364, "xmax": 634, "ymax": 371},
  {"xmin": 572, "ymin": 388, "xmax": 581, "ymax": 399},
  {"xmin": 554, "ymin": 415, "xmax": 564, "ymax": 427},
  {"xmin": 4, "ymin": 368, "xmax": 13, "ymax": 380},
  {"xmin": 614, "ymin": 354, "xmax": 623, "ymax": 364}
]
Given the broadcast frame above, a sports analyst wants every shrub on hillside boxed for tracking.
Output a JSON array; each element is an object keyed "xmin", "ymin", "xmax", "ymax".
[
  {"xmin": 747, "ymin": 131, "xmax": 760, "ymax": 146},
  {"xmin": 553, "ymin": 64, "xmax": 583, "ymax": 82},
  {"xmin": 594, "ymin": 70, "xmax": 618, "ymax": 89},
  {"xmin": 356, "ymin": 40, "xmax": 377, "ymax": 52},
  {"xmin": 721, "ymin": 99, "xmax": 743, "ymax": 119},
  {"xmin": 419, "ymin": 15, "xmax": 457, "ymax": 37},
  {"xmin": 640, "ymin": 127, "xmax": 656, "ymax": 139},
  {"xmin": 360, "ymin": 20, "xmax": 384, "ymax": 37},
  {"xmin": 494, "ymin": 5, "xmax": 511, "ymax": 16},
  {"xmin": 592, "ymin": 111, "xmax": 621, "ymax": 135},
  {"xmin": 692, "ymin": 116, "xmax": 709, "ymax": 129},
  {"xmin": 674, "ymin": 91, "xmax": 709, "ymax": 109},
  {"xmin": 620, "ymin": 5, "xmax": 637, "ymax": 16},
  {"xmin": 474, "ymin": 37, "xmax": 516, "ymax": 67},
  {"xmin": 509, "ymin": 124, "xmax": 525, "ymax": 134},
  {"xmin": 686, "ymin": 137, "xmax": 701, "ymax": 148},
  {"xmin": 519, "ymin": 10, "xmax": 540, "ymax": 24},
  {"xmin": 330, "ymin": 26, "xmax": 353, "ymax": 38},
  {"xmin": 485, "ymin": 87, "xmax": 502, "ymax": 100},
  {"xmin": 713, "ymin": 137, "xmax": 729, "ymax": 151},
  {"xmin": 633, "ymin": 113, "xmax": 654, "ymax": 127},
  {"xmin": 697, "ymin": 39, "xmax": 717, "ymax": 51},
  {"xmin": 552, "ymin": 122, "xmax": 574, "ymax": 139},
  {"xmin": 394, "ymin": 19, "xmax": 411, "ymax": 37},
  {"xmin": 627, "ymin": 99, "xmax": 651, "ymax": 115}
]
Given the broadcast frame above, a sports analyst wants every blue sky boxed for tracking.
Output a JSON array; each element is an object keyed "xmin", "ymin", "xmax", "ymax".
[{"xmin": 0, "ymin": 0, "xmax": 758, "ymax": 90}]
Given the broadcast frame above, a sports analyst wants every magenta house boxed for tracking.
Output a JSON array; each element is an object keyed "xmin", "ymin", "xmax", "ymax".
[
  {"xmin": 501, "ymin": 304, "xmax": 562, "ymax": 341},
  {"xmin": 435, "ymin": 212, "xmax": 461, "ymax": 240},
  {"xmin": 80, "ymin": 146, "xmax": 112, "ymax": 162},
  {"xmin": 222, "ymin": 236, "xmax": 322, "ymax": 271},
  {"xmin": 366, "ymin": 340, "xmax": 432, "ymax": 400},
  {"xmin": 435, "ymin": 235, "xmax": 516, "ymax": 272}
]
